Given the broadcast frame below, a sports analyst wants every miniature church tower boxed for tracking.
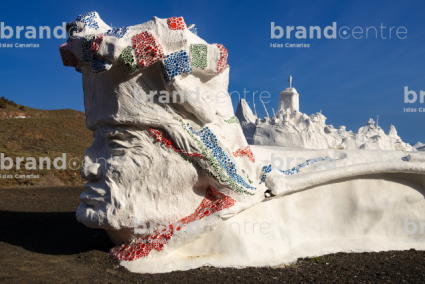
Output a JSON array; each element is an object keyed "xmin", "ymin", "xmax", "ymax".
[{"xmin": 278, "ymin": 75, "xmax": 300, "ymax": 112}]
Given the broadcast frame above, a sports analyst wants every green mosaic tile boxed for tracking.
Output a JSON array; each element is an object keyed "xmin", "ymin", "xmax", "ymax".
[
  {"xmin": 119, "ymin": 46, "xmax": 138, "ymax": 74},
  {"xmin": 190, "ymin": 44, "xmax": 208, "ymax": 69}
]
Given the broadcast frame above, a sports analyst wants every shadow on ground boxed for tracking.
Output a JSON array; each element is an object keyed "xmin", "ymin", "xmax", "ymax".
[{"xmin": 0, "ymin": 210, "xmax": 113, "ymax": 255}]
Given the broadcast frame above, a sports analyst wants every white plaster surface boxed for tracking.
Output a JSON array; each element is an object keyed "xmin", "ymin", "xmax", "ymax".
[
  {"xmin": 414, "ymin": 142, "xmax": 425, "ymax": 151},
  {"xmin": 61, "ymin": 12, "xmax": 425, "ymax": 274},
  {"xmin": 237, "ymin": 85, "xmax": 416, "ymax": 151},
  {"xmin": 119, "ymin": 146, "xmax": 425, "ymax": 273}
]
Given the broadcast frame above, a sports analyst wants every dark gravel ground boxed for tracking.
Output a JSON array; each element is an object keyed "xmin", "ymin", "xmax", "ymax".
[{"xmin": 0, "ymin": 186, "xmax": 424, "ymax": 283}]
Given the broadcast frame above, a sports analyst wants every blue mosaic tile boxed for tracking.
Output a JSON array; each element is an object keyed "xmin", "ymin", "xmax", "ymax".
[
  {"xmin": 105, "ymin": 27, "xmax": 129, "ymax": 39},
  {"xmin": 160, "ymin": 50, "xmax": 192, "ymax": 82},
  {"xmin": 81, "ymin": 34, "xmax": 94, "ymax": 63},
  {"xmin": 188, "ymin": 125, "xmax": 256, "ymax": 190},
  {"xmin": 92, "ymin": 56, "xmax": 111, "ymax": 73},
  {"xmin": 75, "ymin": 12, "xmax": 99, "ymax": 30},
  {"xmin": 259, "ymin": 157, "xmax": 338, "ymax": 184}
]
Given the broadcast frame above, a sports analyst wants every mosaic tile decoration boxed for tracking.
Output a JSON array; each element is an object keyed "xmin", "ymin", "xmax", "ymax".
[
  {"xmin": 90, "ymin": 34, "xmax": 104, "ymax": 55},
  {"xmin": 233, "ymin": 145, "xmax": 255, "ymax": 163},
  {"xmin": 167, "ymin": 17, "xmax": 186, "ymax": 30},
  {"xmin": 161, "ymin": 50, "xmax": 192, "ymax": 82},
  {"xmin": 92, "ymin": 56, "xmax": 112, "ymax": 73},
  {"xmin": 190, "ymin": 44, "xmax": 207, "ymax": 69},
  {"xmin": 105, "ymin": 27, "xmax": 129, "ymax": 39},
  {"xmin": 188, "ymin": 24, "xmax": 197, "ymax": 35},
  {"xmin": 66, "ymin": 21, "xmax": 83, "ymax": 37},
  {"xmin": 131, "ymin": 31, "xmax": 165, "ymax": 69},
  {"xmin": 117, "ymin": 46, "xmax": 137, "ymax": 74},
  {"xmin": 82, "ymin": 34, "xmax": 94, "ymax": 63},
  {"xmin": 59, "ymin": 40, "xmax": 78, "ymax": 67},
  {"xmin": 259, "ymin": 157, "xmax": 338, "ymax": 184},
  {"xmin": 175, "ymin": 117, "xmax": 254, "ymax": 195},
  {"xmin": 242, "ymin": 169, "xmax": 253, "ymax": 184},
  {"xmin": 186, "ymin": 124, "xmax": 256, "ymax": 191},
  {"xmin": 216, "ymin": 44, "xmax": 228, "ymax": 74},
  {"xmin": 75, "ymin": 12, "xmax": 99, "ymax": 30},
  {"xmin": 224, "ymin": 116, "xmax": 240, "ymax": 124},
  {"xmin": 148, "ymin": 127, "xmax": 205, "ymax": 159},
  {"xmin": 90, "ymin": 28, "xmax": 129, "ymax": 56},
  {"xmin": 109, "ymin": 185, "xmax": 236, "ymax": 261}
]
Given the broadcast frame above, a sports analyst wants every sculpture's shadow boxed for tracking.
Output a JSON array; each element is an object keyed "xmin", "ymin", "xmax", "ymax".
[{"xmin": 0, "ymin": 210, "xmax": 114, "ymax": 255}]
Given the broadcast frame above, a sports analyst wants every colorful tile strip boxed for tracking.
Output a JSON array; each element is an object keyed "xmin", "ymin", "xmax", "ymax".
[
  {"xmin": 175, "ymin": 117, "xmax": 255, "ymax": 195},
  {"xmin": 259, "ymin": 157, "xmax": 338, "ymax": 184},
  {"xmin": 148, "ymin": 127, "xmax": 205, "ymax": 159},
  {"xmin": 109, "ymin": 185, "xmax": 236, "ymax": 261}
]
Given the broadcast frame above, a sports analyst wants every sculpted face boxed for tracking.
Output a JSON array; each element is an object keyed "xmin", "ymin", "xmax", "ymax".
[
  {"xmin": 61, "ymin": 12, "xmax": 266, "ymax": 246},
  {"xmin": 61, "ymin": 12, "xmax": 425, "ymax": 272},
  {"xmin": 76, "ymin": 124, "xmax": 206, "ymax": 231}
]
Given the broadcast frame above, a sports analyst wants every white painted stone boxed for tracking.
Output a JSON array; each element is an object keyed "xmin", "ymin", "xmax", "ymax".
[
  {"xmin": 59, "ymin": 13, "xmax": 425, "ymax": 274},
  {"xmin": 238, "ymin": 78, "xmax": 416, "ymax": 151},
  {"xmin": 277, "ymin": 87, "xmax": 299, "ymax": 113},
  {"xmin": 414, "ymin": 142, "xmax": 425, "ymax": 151},
  {"xmin": 121, "ymin": 146, "xmax": 425, "ymax": 273}
]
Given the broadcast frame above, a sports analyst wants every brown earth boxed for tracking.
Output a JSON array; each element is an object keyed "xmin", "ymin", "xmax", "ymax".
[
  {"xmin": 0, "ymin": 186, "xmax": 424, "ymax": 283},
  {"xmin": 0, "ymin": 107, "xmax": 92, "ymax": 187},
  {"xmin": 0, "ymin": 102, "xmax": 85, "ymax": 119}
]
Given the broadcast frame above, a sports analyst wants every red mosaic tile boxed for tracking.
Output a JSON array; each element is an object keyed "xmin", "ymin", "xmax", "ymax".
[
  {"xmin": 167, "ymin": 17, "xmax": 186, "ymax": 30},
  {"xmin": 59, "ymin": 40, "xmax": 78, "ymax": 67},
  {"xmin": 148, "ymin": 127, "xmax": 204, "ymax": 159},
  {"xmin": 109, "ymin": 185, "xmax": 236, "ymax": 261},
  {"xmin": 90, "ymin": 34, "xmax": 105, "ymax": 55},
  {"xmin": 233, "ymin": 145, "xmax": 255, "ymax": 163},
  {"xmin": 216, "ymin": 44, "xmax": 228, "ymax": 74},
  {"xmin": 131, "ymin": 31, "xmax": 165, "ymax": 69}
]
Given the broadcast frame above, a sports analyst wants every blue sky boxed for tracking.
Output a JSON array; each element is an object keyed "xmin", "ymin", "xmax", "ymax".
[{"xmin": 0, "ymin": 0, "xmax": 424, "ymax": 144}]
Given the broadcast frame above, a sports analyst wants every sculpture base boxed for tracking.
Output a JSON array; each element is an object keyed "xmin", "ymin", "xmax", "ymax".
[{"xmin": 117, "ymin": 147, "xmax": 425, "ymax": 273}]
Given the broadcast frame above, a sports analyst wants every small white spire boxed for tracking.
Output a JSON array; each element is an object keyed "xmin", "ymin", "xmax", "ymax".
[{"xmin": 288, "ymin": 75, "xmax": 292, "ymax": 88}]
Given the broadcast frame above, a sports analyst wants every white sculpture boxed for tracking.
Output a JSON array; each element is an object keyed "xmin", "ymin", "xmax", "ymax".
[
  {"xmin": 238, "ymin": 77, "xmax": 416, "ymax": 151},
  {"xmin": 60, "ymin": 13, "xmax": 425, "ymax": 273},
  {"xmin": 414, "ymin": 142, "xmax": 425, "ymax": 151},
  {"xmin": 277, "ymin": 75, "xmax": 300, "ymax": 113}
]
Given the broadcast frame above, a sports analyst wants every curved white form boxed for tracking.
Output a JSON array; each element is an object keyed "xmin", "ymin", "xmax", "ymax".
[
  {"xmin": 59, "ymin": 12, "xmax": 425, "ymax": 274},
  {"xmin": 122, "ymin": 147, "xmax": 425, "ymax": 273}
]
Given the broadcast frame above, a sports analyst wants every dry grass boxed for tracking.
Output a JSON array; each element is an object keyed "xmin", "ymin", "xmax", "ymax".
[{"xmin": 0, "ymin": 108, "xmax": 93, "ymax": 187}]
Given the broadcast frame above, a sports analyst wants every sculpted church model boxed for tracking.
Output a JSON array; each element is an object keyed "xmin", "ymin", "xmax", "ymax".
[{"xmin": 237, "ymin": 76, "xmax": 415, "ymax": 151}]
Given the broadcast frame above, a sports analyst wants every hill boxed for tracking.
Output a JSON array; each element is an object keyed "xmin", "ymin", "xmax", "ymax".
[{"xmin": 0, "ymin": 98, "xmax": 92, "ymax": 187}]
